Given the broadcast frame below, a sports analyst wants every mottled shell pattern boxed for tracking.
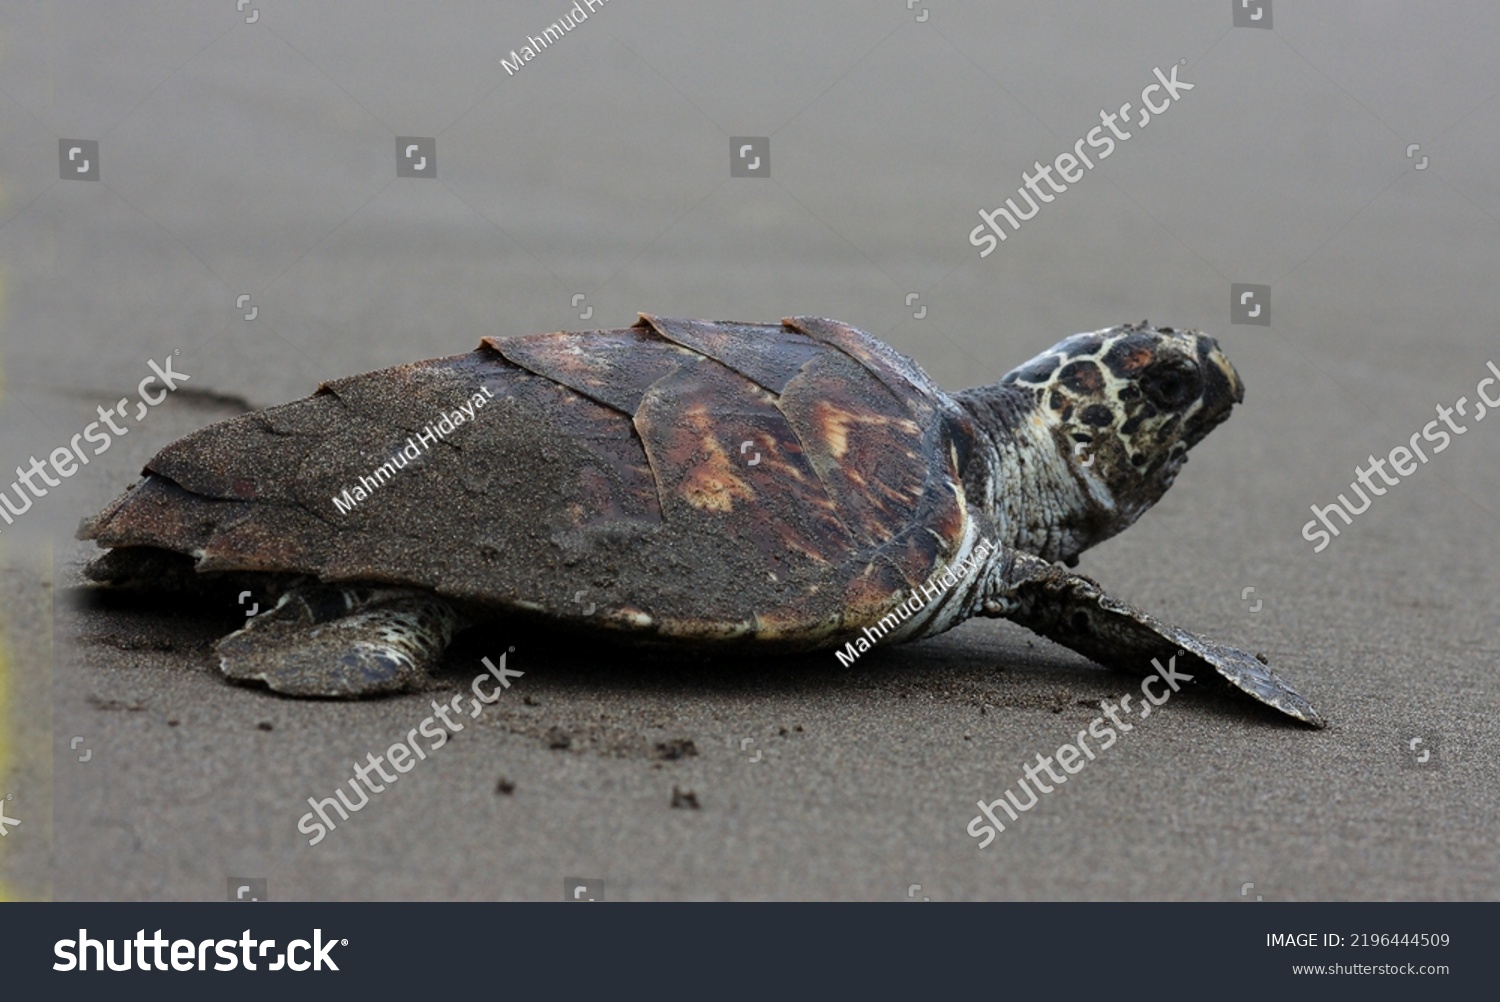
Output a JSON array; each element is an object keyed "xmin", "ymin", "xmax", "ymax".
[{"xmin": 81, "ymin": 316, "xmax": 986, "ymax": 648}]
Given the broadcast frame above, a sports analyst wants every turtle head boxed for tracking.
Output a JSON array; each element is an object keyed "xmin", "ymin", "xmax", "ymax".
[{"xmin": 985, "ymin": 321, "xmax": 1243, "ymax": 559}]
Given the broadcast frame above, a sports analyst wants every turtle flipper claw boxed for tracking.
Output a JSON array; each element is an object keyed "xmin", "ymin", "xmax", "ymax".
[{"xmin": 216, "ymin": 585, "xmax": 462, "ymax": 698}]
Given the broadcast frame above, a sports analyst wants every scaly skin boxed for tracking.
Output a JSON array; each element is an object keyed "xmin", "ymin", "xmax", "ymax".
[
  {"xmin": 939, "ymin": 323, "xmax": 1323, "ymax": 726},
  {"xmin": 956, "ymin": 321, "xmax": 1242, "ymax": 566}
]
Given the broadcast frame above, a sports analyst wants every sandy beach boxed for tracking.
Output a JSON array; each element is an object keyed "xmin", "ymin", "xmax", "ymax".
[{"xmin": 1, "ymin": 1, "xmax": 1497, "ymax": 901}]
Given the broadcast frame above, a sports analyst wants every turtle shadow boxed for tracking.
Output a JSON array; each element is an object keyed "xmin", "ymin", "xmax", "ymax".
[
  {"xmin": 441, "ymin": 622, "xmax": 1320, "ymax": 730},
  {"xmin": 438, "ymin": 623, "xmax": 861, "ymax": 695},
  {"xmin": 66, "ymin": 586, "xmax": 1319, "ymax": 728},
  {"xmin": 69, "ymin": 582, "xmax": 244, "ymax": 651}
]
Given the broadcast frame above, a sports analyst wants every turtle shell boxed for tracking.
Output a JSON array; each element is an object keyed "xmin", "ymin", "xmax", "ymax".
[{"xmin": 81, "ymin": 316, "xmax": 983, "ymax": 647}]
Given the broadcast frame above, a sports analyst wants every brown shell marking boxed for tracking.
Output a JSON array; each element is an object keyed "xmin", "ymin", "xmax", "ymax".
[
  {"xmin": 776, "ymin": 351, "xmax": 926, "ymax": 549},
  {"xmin": 84, "ymin": 318, "xmax": 980, "ymax": 645},
  {"xmin": 633, "ymin": 356, "xmax": 856, "ymax": 568},
  {"xmin": 489, "ymin": 326, "xmax": 697, "ymax": 415},
  {"xmin": 638, "ymin": 315, "xmax": 825, "ymax": 394},
  {"xmin": 784, "ymin": 316, "xmax": 944, "ymax": 423}
]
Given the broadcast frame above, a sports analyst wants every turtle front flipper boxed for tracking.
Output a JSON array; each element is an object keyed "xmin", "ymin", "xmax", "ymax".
[
  {"xmin": 981, "ymin": 550, "xmax": 1325, "ymax": 727},
  {"xmin": 217, "ymin": 585, "xmax": 463, "ymax": 698}
]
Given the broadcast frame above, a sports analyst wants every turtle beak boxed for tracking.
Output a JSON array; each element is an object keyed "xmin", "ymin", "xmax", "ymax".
[
  {"xmin": 1177, "ymin": 334, "xmax": 1243, "ymax": 451},
  {"xmin": 1201, "ymin": 335, "xmax": 1244, "ymax": 407}
]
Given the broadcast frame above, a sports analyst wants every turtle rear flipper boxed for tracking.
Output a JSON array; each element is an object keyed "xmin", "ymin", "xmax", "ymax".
[
  {"xmin": 217, "ymin": 585, "xmax": 462, "ymax": 698},
  {"xmin": 982, "ymin": 550, "xmax": 1325, "ymax": 727}
]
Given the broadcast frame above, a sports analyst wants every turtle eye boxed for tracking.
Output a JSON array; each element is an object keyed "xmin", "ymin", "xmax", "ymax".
[{"xmin": 1141, "ymin": 363, "xmax": 1202, "ymax": 409}]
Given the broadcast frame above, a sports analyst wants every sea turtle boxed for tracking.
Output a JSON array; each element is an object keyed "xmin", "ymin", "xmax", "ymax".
[{"xmin": 78, "ymin": 314, "xmax": 1324, "ymax": 726}]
